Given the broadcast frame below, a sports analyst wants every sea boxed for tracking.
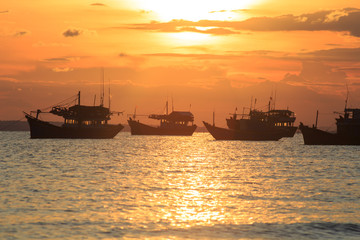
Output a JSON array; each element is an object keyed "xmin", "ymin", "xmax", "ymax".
[{"xmin": 1, "ymin": 131, "xmax": 359, "ymax": 240}]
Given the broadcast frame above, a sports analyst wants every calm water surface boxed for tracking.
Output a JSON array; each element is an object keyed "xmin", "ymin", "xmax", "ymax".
[{"xmin": 0, "ymin": 132, "xmax": 359, "ymax": 239}]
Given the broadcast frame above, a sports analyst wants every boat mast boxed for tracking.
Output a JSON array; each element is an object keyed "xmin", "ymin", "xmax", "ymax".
[
  {"xmin": 166, "ymin": 99, "xmax": 169, "ymax": 115},
  {"xmin": 213, "ymin": 111, "xmax": 215, "ymax": 126},
  {"xmin": 133, "ymin": 106, "xmax": 137, "ymax": 120},
  {"xmin": 78, "ymin": 91, "xmax": 81, "ymax": 105},
  {"xmin": 345, "ymin": 83, "xmax": 349, "ymax": 110},
  {"xmin": 273, "ymin": 90, "xmax": 277, "ymax": 110},
  {"xmin": 100, "ymin": 68, "xmax": 105, "ymax": 107},
  {"xmin": 315, "ymin": 110, "xmax": 319, "ymax": 128},
  {"xmin": 108, "ymin": 77, "xmax": 111, "ymax": 110},
  {"xmin": 250, "ymin": 96, "xmax": 253, "ymax": 111}
]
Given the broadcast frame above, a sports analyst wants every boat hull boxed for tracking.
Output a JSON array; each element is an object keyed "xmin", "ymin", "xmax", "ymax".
[
  {"xmin": 278, "ymin": 126, "xmax": 298, "ymax": 137},
  {"xmin": 299, "ymin": 123, "xmax": 360, "ymax": 145},
  {"xmin": 203, "ymin": 121, "xmax": 283, "ymax": 141},
  {"xmin": 25, "ymin": 114, "xmax": 123, "ymax": 139},
  {"xmin": 128, "ymin": 119, "xmax": 196, "ymax": 136},
  {"xmin": 226, "ymin": 118, "xmax": 297, "ymax": 138}
]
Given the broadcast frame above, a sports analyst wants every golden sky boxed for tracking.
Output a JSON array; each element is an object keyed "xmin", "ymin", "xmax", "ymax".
[{"xmin": 1, "ymin": 0, "xmax": 360, "ymax": 127}]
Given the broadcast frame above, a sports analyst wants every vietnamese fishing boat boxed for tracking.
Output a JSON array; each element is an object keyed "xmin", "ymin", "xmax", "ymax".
[
  {"xmin": 24, "ymin": 91, "xmax": 124, "ymax": 139},
  {"xmin": 203, "ymin": 121, "xmax": 284, "ymax": 141},
  {"xmin": 226, "ymin": 109, "xmax": 297, "ymax": 138},
  {"xmin": 127, "ymin": 101, "xmax": 197, "ymax": 136},
  {"xmin": 204, "ymin": 97, "xmax": 296, "ymax": 141},
  {"xmin": 299, "ymin": 108, "xmax": 360, "ymax": 145}
]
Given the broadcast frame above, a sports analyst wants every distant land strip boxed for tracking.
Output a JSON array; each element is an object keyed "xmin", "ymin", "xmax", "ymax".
[{"xmin": 0, "ymin": 121, "xmax": 30, "ymax": 131}]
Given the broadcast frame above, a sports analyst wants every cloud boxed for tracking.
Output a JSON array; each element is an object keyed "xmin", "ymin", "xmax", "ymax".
[
  {"xmin": 118, "ymin": 53, "xmax": 128, "ymax": 57},
  {"xmin": 300, "ymin": 47, "xmax": 360, "ymax": 62},
  {"xmin": 125, "ymin": 19, "xmax": 236, "ymax": 35},
  {"xmin": 63, "ymin": 29, "xmax": 82, "ymax": 37},
  {"xmin": 0, "ymin": 29, "xmax": 30, "ymax": 37},
  {"xmin": 52, "ymin": 67, "xmax": 74, "ymax": 72},
  {"xmin": 282, "ymin": 62, "xmax": 348, "ymax": 94},
  {"xmin": 43, "ymin": 57, "xmax": 71, "ymax": 62},
  {"xmin": 91, "ymin": 3, "xmax": 107, "ymax": 7},
  {"xmin": 14, "ymin": 31, "xmax": 29, "ymax": 37},
  {"xmin": 0, "ymin": 10, "xmax": 9, "ymax": 14},
  {"xmin": 124, "ymin": 8, "xmax": 360, "ymax": 37},
  {"xmin": 232, "ymin": 8, "xmax": 360, "ymax": 37}
]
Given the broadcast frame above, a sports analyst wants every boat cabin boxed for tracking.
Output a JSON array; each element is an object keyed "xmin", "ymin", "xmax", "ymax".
[
  {"xmin": 149, "ymin": 111, "xmax": 195, "ymax": 127},
  {"xmin": 249, "ymin": 109, "xmax": 296, "ymax": 127},
  {"xmin": 50, "ymin": 105, "xmax": 111, "ymax": 126},
  {"xmin": 266, "ymin": 110, "xmax": 296, "ymax": 127},
  {"xmin": 336, "ymin": 108, "xmax": 360, "ymax": 136}
]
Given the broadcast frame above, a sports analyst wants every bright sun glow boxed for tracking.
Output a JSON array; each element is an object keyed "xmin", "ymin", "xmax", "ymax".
[{"xmin": 133, "ymin": 0, "xmax": 263, "ymax": 21}]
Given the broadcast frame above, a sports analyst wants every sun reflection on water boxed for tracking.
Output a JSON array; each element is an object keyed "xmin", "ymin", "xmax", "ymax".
[{"xmin": 2, "ymin": 132, "xmax": 360, "ymax": 239}]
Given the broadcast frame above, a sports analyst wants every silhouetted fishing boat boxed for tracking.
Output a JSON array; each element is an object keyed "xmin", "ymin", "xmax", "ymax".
[
  {"xmin": 227, "ymin": 109, "xmax": 297, "ymax": 138},
  {"xmin": 24, "ymin": 91, "xmax": 123, "ymax": 139},
  {"xmin": 299, "ymin": 108, "xmax": 360, "ymax": 145},
  {"xmin": 204, "ymin": 97, "xmax": 296, "ymax": 140},
  {"xmin": 203, "ymin": 121, "xmax": 284, "ymax": 141},
  {"xmin": 128, "ymin": 101, "xmax": 197, "ymax": 136}
]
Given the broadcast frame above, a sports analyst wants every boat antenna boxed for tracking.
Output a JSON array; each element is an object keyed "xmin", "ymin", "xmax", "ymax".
[
  {"xmin": 100, "ymin": 68, "xmax": 105, "ymax": 106},
  {"xmin": 273, "ymin": 90, "xmax": 277, "ymax": 110},
  {"xmin": 78, "ymin": 91, "xmax": 81, "ymax": 105},
  {"xmin": 108, "ymin": 77, "xmax": 111, "ymax": 110},
  {"xmin": 268, "ymin": 96, "xmax": 271, "ymax": 112},
  {"xmin": 345, "ymin": 82, "xmax": 349, "ymax": 110},
  {"xmin": 250, "ymin": 96, "xmax": 253, "ymax": 111},
  {"xmin": 213, "ymin": 110, "xmax": 215, "ymax": 126},
  {"xmin": 133, "ymin": 106, "xmax": 137, "ymax": 120},
  {"xmin": 165, "ymin": 99, "xmax": 169, "ymax": 115},
  {"xmin": 171, "ymin": 95, "xmax": 174, "ymax": 112}
]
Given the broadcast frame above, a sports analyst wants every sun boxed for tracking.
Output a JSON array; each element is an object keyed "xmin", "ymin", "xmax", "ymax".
[{"xmin": 133, "ymin": 0, "xmax": 263, "ymax": 21}]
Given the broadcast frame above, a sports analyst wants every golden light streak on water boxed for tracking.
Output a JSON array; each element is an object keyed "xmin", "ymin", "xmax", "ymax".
[{"xmin": 1, "ymin": 132, "xmax": 360, "ymax": 239}]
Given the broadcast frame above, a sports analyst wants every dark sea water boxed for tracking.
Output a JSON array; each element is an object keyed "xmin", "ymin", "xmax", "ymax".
[{"xmin": 1, "ymin": 131, "xmax": 360, "ymax": 240}]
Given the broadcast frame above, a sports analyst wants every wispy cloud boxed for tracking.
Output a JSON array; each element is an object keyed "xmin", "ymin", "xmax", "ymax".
[
  {"xmin": 42, "ymin": 57, "xmax": 81, "ymax": 63},
  {"xmin": 282, "ymin": 61, "xmax": 347, "ymax": 86},
  {"xmin": 52, "ymin": 67, "xmax": 74, "ymax": 72},
  {"xmin": 14, "ymin": 31, "xmax": 29, "ymax": 37},
  {"xmin": 90, "ymin": 3, "xmax": 107, "ymax": 7},
  {"xmin": 301, "ymin": 47, "xmax": 360, "ymax": 62},
  {"xmin": 123, "ymin": 8, "xmax": 360, "ymax": 37}
]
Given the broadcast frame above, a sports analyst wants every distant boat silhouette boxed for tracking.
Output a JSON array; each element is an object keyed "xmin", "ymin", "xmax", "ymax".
[
  {"xmin": 24, "ymin": 91, "xmax": 124, "ymax": 139},
  {"xmin": 299, "ymin": 108, "xmax": 360, "ymax": 145},
  {"xmin": 128, "ymin": 100, "xmax": 197, "ymax": 136},
  {"xmin": 204, "ymin": 97, "xmax": 297, "ymax": 140}
]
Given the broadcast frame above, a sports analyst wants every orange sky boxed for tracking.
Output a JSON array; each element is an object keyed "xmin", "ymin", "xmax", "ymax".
[{"xmin": 1, "ymin": 0, "xmax": 360, "ymax": 127}]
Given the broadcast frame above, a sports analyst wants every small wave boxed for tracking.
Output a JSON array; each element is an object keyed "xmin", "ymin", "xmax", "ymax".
[{"xmin": 129, "ymin": 222, "xmax": 360, "ymax": 240}]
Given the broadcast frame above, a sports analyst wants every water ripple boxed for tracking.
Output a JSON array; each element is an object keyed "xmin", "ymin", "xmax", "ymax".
[{"xmin": 0, "ymin": 132, "xmax": 360, "ymax": 239}]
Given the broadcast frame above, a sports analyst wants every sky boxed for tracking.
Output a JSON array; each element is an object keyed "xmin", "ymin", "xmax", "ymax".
[{"xmin": 1, "ymin": 0, "xmax": 360, "ymax": 127}]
